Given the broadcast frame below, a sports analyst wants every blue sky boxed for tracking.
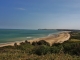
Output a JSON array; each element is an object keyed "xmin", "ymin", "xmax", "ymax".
[{"xmin": 0, "ymin": 0, "xmax": 80, "ymax": 29}]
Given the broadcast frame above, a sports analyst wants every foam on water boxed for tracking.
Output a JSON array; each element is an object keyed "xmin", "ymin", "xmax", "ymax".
[{"xmin": 26, "ymin": 37, "xmax": 32, "ymax": 39}]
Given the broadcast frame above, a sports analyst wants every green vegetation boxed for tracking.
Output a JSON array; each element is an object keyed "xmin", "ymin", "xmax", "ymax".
[
  {"xmin": 70, "ymin": 31, "xmax": 80, "ymax": 40},
  {"xmin": 0, "ymin": 32, "xmax": 80, "ymax": 60},
  {"xmin": 32, "ymin": 40, "xmax": 50, "ymax": 46}
]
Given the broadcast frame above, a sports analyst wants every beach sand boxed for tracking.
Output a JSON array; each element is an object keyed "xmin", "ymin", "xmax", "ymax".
[
  {"xmin": 0, "ymin": 31, "xmax": 70, "ymax": 47},
  {"xmin": 28, "ymin": 31, "xmax": 70, "ymax": 46}
]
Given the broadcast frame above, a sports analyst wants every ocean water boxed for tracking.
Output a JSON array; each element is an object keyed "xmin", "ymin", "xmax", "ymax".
[{"xmin": 0, "ymin": 29, "xmax": 60, "ymax": 43}]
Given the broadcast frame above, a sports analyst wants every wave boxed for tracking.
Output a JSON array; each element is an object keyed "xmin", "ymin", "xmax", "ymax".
[
  {"xmin": 48, "ymin": 33, "xmax": 56, "ymax": 36},
  {"xmin": 26, "ymin": 37, "xmax": 32, "ymax": 39},
  {"xmin": 48, "ymin": 32, "xmax": 61, "ymax": 37}
]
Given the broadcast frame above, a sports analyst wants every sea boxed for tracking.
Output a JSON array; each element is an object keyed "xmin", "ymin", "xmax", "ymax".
[{"xmin": 0, "ymin": 29, "xmax": 61, "ymax": 43}]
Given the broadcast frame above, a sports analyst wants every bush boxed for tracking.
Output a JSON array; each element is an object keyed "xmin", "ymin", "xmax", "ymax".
[
  {"xmin": 32, "ymin": 41, "xmax": 37, "ymax": 46},
  {"xmin": 25, "ymin": 40, "xmax": 30, "ymax": 44},
  {"xmin": 50, "ymin": 45, "xmax": 62, "ymax": 53},
  {"xmin": 63, "ymin": 42, "xmax": 80, "ymax": 55},
  {"xmin": 37, "ymin": 40, "xmax": 50, "ymax": 46},
  {"xmin": 14, "ymin": 43, "xmax": 18, "ymax": 47},
  {"xmin": 20, "ymin": 42, "xmax": 25, "ymax": 45},
  {"xmin": 33, "ymin": 45, "xmax": 50, "ymax": 55},
  {"xmin": 52, "ymin": 43, "xmax": 61, "ymax": 46}
]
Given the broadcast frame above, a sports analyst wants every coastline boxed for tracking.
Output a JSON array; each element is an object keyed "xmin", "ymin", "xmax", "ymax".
[
  {"xmin": 28, "ymin": 31, "xmax": 70, "ymax": 46},
  {"xmin": 0, "ymin": 31, "xmax": 70, "ymax": 47}
]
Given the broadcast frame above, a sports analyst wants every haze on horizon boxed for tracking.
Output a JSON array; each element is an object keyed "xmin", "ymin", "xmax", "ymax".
[{"xmin": 0, "ymin": 0, "xmax": 80, "ymax": 29}]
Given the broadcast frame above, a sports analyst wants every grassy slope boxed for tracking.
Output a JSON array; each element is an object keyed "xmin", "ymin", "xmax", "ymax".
[{"xmin": 0, "ymin": 31, "xmax": 80, "ymax": 60}]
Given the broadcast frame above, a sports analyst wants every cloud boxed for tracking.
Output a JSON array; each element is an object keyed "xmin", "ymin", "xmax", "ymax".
[{"xmin": 16, "ymin": 8, "xmax": 26, "ymax": 10}]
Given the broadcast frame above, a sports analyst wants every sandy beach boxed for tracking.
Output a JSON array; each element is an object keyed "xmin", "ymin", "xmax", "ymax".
[
  {"xmin": 0, "ymin": 31, "xmax": 70, "ymax": 47},
  {"xmin": 28, "ymin": 31, "xmax": 70, "ymax": 46}
]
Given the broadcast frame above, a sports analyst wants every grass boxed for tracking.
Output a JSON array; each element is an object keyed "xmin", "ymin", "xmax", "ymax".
[
  {"xmin": 70, "ymin": 39, "xmax": 80, "ymax": 42},
  {"xmin": 0, "ymin": 52, "xmax": 80, "ymax": 60},
  {"xmin": 0, "ymin": 31, "xmax": 80, "ymax": 60}
]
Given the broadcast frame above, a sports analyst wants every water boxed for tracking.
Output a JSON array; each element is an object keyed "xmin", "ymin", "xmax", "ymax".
[{"xmin": 0, "ymin": 29, "xmax": 60, "ymax": 43}]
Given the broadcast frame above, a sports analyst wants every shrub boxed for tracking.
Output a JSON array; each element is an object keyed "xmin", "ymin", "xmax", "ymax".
[
  {"xmin": 32, "ymin": 41, "xmax": 37, "ymax": 46},
  {"xmin": 20, "ymin": 42, "xmax": 25, "ymax": 45},
  {"xmin": 33, "ymin": 45, "xmax": 50, "ymax": 55},
  {"xmin": 25, "ymin": 40, "xmax": 30, "ymax": 44},
  {"xmin": 62, "ymin": 41, "xmax": 80, "ymax": 55},
  {"xmin": 52, "ymin": 43, "xmax": 61, "ymax": 47},
  {"xmin": 50, "ymin": 45, "xmax": 62, "ymax": 53},
  {"xmin": 14, "ymin": 43, "xmax": 18, "ymax": 47},
  {"xmin": 37, "ymin": 40, "xmax": 50, "ymax": 46}
]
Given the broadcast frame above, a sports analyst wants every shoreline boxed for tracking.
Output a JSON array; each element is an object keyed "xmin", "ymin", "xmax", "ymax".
[
  {"xmin": 0, "ymin": 31, "xmax": 70, "ymax": 47},
  {"xmin": 28, "ymin": 31, "xmax": 70, "ymax": 46}
]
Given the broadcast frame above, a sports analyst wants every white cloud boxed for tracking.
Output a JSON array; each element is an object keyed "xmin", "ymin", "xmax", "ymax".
[{"xmin": 16, "ymin": 8, "xmax": 26, "ymax": 10}]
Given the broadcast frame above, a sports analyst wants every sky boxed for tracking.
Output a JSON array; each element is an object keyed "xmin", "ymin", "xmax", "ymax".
[{"xmin": 0, "ymin": 0, "xmax": 80, "ymax": 29}]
